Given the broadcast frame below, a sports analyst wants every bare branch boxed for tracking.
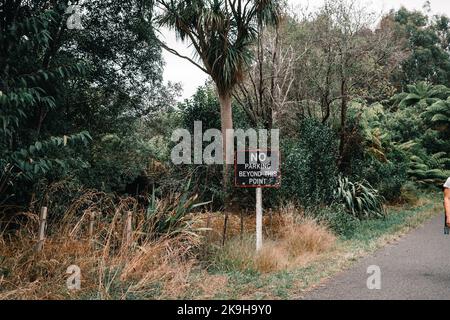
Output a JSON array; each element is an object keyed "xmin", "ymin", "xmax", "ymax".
[{"xmin": 156, "ymin": 38, "xmax": 209, "ymax": 74}]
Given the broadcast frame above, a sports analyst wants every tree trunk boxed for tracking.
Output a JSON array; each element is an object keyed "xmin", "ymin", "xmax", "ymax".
[
  {"xmin": 339, "ymin": 79, "xmax": 348, "ymax": 167},
  {"xmin": 218, "ymin": 92, "xmax": 233, "ymax": 245},
  {"xmin": 219, "ymin": 93, "xmax": 233, "ymax": 175},
  {"xmin": 269, "ymin": 24, "xmax": 280, "ymax": 130}
]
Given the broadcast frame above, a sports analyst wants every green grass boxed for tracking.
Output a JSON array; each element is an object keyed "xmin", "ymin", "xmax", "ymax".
[{"xmin": 207, "ymin": 193, "xmax": 441, "ymax": 299}]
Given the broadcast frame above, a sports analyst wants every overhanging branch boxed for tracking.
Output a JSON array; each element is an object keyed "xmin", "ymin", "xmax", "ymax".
[{"xmin": 156, "ymin": 38, "xmax": 209, "ymax": 74}]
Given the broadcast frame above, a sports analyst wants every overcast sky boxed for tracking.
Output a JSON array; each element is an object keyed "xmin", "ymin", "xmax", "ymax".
[{"xmin": 161, "ymin": 0, "xmax": 450, "ymax": 100}]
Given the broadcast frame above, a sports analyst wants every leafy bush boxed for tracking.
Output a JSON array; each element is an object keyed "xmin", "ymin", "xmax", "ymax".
[
  {"xmin": 181, "ymin": 85, "xmax": 250, "ymax": 132},
  {"xmin": 281, "ymin": 119, "xmax": 338, "ymax": 207},
  {"xmin": 399, "ymin": 181, "xmax": 421, "ymax": 204},
  {"xmin": 421, "ymin": 97, "xmax": 450, "ymax": 160},
  {"xmin": 145, "ymin": 178, "xmax": 211, "ymax": 237},
  {"xmin": 344, "ymin": 103, "xmax": 409, "ymax": 201},
  {"xmin": 351, "ymin": 150, "xmax": 408, "ymax": 202},
  {"xmin": 81, "ymin": 132, "xmax": 157, "ymax": 193},
  {"xmin": 177, "ymin": 85, "xmax": 253, "ymax": 208},
  {"xmin": 391, "ymin": 82, "xmax": 450, "ymax": 111},
  {"xmin": 384, "ymin": 83, "xmax": 450, "ymax": 189},
  {"xmin": 408, "ymin": 151, "xmax": 450, "ymax": 187},
  {"xmin": 334, "ymin": 176, "xmax": 386, "ymax": 219},
  {"xmin": 314, "ymin": 204, "xmax": 360, "ymax": 239},
  {"xmin": 0, "ymin": 8, "xmax": 89, "ymax": 205}
]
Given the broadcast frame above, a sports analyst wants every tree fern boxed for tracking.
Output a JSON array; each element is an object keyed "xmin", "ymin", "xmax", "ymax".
[
  {"xmin": 408, "ymin": 152, "xmax": 450, "ymax": 186},
  {"xmin": 391, "ymin": 81, "xmax": 450, "ymax": 110}
]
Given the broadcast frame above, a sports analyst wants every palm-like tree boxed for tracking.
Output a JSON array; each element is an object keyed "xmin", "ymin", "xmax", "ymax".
[
  {"xmin": 423, "ymin": 97, "xmax": 450, "ymax": 128},
  {"xmin": 155, "ymin": 0, "xmax": 280, "ymax": 245},
  {"xmin": 392, "ymin": 81, "xmax": 450, "ymax": 110},
  {"xmin": 155, "ymin": 0, "xmax": 280, "ymax": 171},
  {"xmin": 408, "ymin": 152, "xmax": 450, "ymax": 186}
]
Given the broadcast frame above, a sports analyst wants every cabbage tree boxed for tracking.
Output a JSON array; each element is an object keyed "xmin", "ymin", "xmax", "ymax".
[{"xmin": 155, "ymin": 0, "xmax": 280, "ymax": 180}]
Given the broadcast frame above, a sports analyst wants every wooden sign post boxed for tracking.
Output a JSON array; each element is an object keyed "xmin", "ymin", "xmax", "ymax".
[
  {"xmin": 235, "ymin": 150, "xmax": 280, "ymax": 251},
  {"xmin": 88, "ymin": 211, "xmax": 96, "ymax": 239}
]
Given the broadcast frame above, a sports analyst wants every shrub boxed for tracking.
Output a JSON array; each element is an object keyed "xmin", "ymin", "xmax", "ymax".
[
  {"xmin": 399, "ymin": 181, "xmax": 421, "ymax": 205},
  {"xmin": 145, "ymin": 178, "xmax": 212, "ymax": 236},
  {"xmin": 344, "ymin": 103, "xmax": 409, "ymax": 202},
  {"xmin": 407, "ymin": 150, "xmax": 450, "ymax": 187},
  {"xmin": 181, "ymin": 85, "xmax": 251, "ymax": 132},
  {"xmin": 314, "ymin": 204, "xmax": 360, "ymax": 239},
  {"xmin": 281, "ymin": 119, "xmax": 338, "ymax": 207},
  {"xmin": 334, "ymin": 176, "xmax": 386, "ymax": 219},
  {"xmin": 178, "ymin": 85, "xmax": 252, "ymax": 208},
  {"xmin": 351, "ymin": 149, "xmax": 408, "ymax": 201}
]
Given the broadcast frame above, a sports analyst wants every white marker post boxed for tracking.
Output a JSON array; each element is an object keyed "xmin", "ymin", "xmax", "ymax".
[
  {"xmin": 256, "ymin": 187, "xmax": 263, "ymax": 251},
  {"xmin": 235, "ymin": 150, "xmax": 280, "ymax": 252}
]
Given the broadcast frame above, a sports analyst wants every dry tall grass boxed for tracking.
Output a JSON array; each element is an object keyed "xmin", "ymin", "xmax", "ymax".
[
  {"xmin": 0, "ymin": 189, "xmax": 337, "ymax": 299},
  {"xmin": 207, "ymin": 204, "xmax": 336, "ymax": 273},
  {"xmin": 0, "ymin": 190, "xmax": 223, "ymax": 300}
]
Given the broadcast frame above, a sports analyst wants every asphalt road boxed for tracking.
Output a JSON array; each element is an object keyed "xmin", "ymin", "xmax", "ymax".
[{"xmin": 303, "ymin": 215, "xmax": 450, "ymax": 300}]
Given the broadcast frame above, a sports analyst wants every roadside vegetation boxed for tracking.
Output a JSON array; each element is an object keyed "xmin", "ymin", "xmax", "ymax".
[
  {"xmin": 0, "ymin": 189, "xmax": 439, "ymax": 299},
  {"xmin": 1, "ymin": 0, "xmax": 450, "ymax": 300}
]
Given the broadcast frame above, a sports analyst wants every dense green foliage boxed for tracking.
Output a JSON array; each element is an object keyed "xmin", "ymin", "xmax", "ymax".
[
  {"xmin": 0, "ymin": 0, "xmax": 177, "ymax": 206},
  {"xmin": 0, "ymin": 3, "xmax": 91, "ymax": 204},
  {"xmin": 2, "ymin": 0, "xmax": 450, "ymax": 227},
  {"xmin": 393, "ymin": 8, "xmax": 450, "ymax": 88},
  {"xmin": 282, "ymin": 119, "xmax": 338, "ymax": 207}
]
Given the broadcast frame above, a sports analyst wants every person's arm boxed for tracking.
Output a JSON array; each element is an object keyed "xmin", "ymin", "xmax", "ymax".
[{"xmin": 445, "ymin": 188, "xmax": 450, "ymax": 225}]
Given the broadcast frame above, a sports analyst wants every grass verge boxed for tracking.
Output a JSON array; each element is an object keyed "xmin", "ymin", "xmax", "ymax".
[
  {"xmin": 206, "ymin": 193, "xmax": 441, "ymax": 300},
  {"xmin": 0, "ymin": 193, "xmax": 440, "ymax": 300}
]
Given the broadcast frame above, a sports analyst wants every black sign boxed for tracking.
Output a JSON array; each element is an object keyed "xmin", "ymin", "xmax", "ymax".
[{"xmin": 235, "ymin": 150, "xmax": 281, "ymax": 188}]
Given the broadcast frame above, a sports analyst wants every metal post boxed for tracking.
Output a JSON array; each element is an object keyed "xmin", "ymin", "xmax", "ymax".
[{"xmin": 256, "ymin": 187, "xmax": 263, "ymax": 251}]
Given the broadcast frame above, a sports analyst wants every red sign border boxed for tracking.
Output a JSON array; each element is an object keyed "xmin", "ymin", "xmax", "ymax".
[{"xmin": 234, "ymin": 149, "xmax": 282, "ymax": 189}]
